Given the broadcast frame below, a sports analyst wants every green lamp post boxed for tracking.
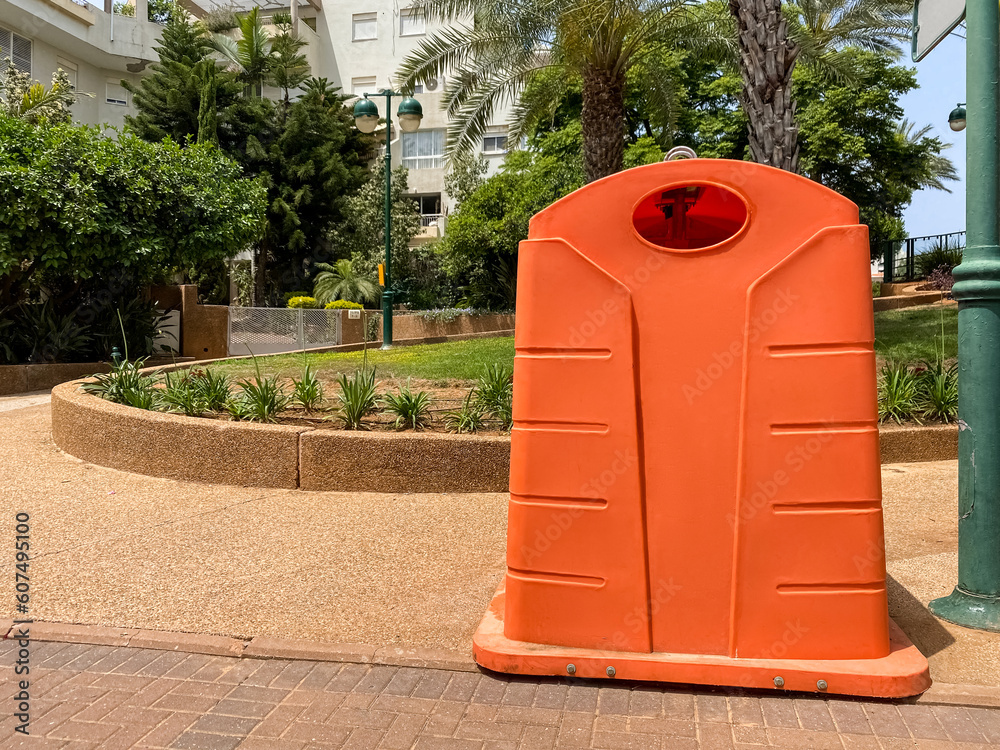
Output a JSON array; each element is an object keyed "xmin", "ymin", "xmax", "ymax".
[
  {"xmin": 353, "ymin": 91, "xmax": 423, "ymax": 349},
  {"xmin": 928, "ymin": 1, "xmax": 1000, "ymax": 631}
]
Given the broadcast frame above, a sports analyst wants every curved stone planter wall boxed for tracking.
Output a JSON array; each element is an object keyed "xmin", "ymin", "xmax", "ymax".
[
  {"xmin": 51, "ymin": 380, "xmax": 510, "ymax": 492},
  {"xmin": 51, "ymin": 380, "xmax": 955, "ymax": 492}
]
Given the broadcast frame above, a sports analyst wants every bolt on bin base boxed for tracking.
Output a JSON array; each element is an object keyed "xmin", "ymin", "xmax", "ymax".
[{"xmin": 473, "ymin": 583, "xmax": 931, "ymax": 698}]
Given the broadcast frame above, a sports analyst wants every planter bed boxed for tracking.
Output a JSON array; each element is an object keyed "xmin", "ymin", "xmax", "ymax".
[
  {"xmin": 53, "ymin": 380, "xmax": 960, "ymax": 492},
  {"xmin": 51, "ymin": 380, "xmax": 510, "ymax": 492}
]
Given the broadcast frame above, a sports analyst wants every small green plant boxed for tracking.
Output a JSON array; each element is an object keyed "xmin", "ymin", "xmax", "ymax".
[
  {"xmin": 335, "ymin": 368, "xmax": 379, "ymax": 429},
  {"xmin": 382, "ymin": 379, "xmax": 433, "ymax": 430},
  {"xmin": 228, "ymin": 356, "xmax": 290, "ymax": 423},
  {"xmin": 325, "ymin": 299, "xmax": 363, "ymax": 310},
  {"xmin": 287, "ymin": 296, "xmax": 320, "ymax": 309},
  {"xmin": 443, "ymin": 390, "xmax": 487, "ymax": 433},
  {"xmin": 872, "ymin": 281, "xmax": 882, "ymax": 298},
  {"xmin": 82, "ymin": 357, "xmax": 156, "ymax": 410},
  {"xmin": 916, "ymin": 240, "xmax": 963, "ymax": 279},
  {"xmin": 188, "ymin": 369, "xmax": 231, "ymax": 411},
  {"xmin": 292, "ymin": 363, "xmax": 324, "ymax": 411},
  {"xmin": 157, "ymin": 371, "xmax": 207, "ymax": 416},
  {"xmin": 474, "ymin": 363, "xmax": 514, "ymax": 429},
  {"xmin": 917, "ymin": 360, "xmax": 958, "ymax": 423},
  {"xmin": 877, "ymin": 362, "xmax": 921, "ymax": 425}
]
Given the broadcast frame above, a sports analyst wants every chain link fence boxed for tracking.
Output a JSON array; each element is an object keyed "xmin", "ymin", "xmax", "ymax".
[{"xmin": 227, "ymin": 307, "xmax": 342, "ymax": 356}]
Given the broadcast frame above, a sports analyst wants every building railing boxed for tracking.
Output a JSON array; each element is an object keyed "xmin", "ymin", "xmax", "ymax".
[
  {"xmin": 420, "ymin": 213, "xmax": 444, "ymax": 227},
  {"xmin": 881, "ymin": 231, "xmax": 966, "ymax": 283}
]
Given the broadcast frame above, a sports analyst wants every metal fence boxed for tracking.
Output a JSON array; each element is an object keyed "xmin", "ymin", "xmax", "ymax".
[
  {"xmin": 881, "ymin": 231, "xmax": 965, "ymax": 283},
  {"xmin": 227, "ymin": 307, "xmax": 342, "ymax": 357}
]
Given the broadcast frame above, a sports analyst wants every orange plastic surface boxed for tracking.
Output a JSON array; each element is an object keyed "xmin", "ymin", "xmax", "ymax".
[{"xmin": 476, "ymin": 159, "xmax": 930, "ymax": 697}]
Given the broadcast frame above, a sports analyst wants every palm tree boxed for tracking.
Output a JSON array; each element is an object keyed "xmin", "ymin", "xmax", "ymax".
[
  {"xmin": 1, "ymin": 61, "xmax": 78, "ymax": 124},
  {"xmin": 786, "ymin": 0, "xmax": 912, "ymax": 61},
  {"xmin": 208, "ymin": 7, "xmax": 273, "ymax": 96},
  {"xmin": 723, "ymin": 0, "xmax": 911, "ymax": 172},
  {"xmin": 727, "ymin": 0, "xmax": 800, "ymax": 171},
  {"xmin": 895, "ymin": 119, "xmax": 960, "ymax": 191},
  {"xmin": 313, "ymin": 260, "xmax": 381, "ymax": 306},
  {"xmin": 397, "ymin": 0, "xmax": 706, "ymax": 182}
]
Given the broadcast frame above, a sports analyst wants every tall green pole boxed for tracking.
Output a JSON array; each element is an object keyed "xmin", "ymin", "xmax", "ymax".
[
  {"xmin": 382, "ymin": 92, "xmax": 394, "ymax": 349},
  {"xmin": 929, "ymin": 0, "xmax": 1000, "ymax": 631}
]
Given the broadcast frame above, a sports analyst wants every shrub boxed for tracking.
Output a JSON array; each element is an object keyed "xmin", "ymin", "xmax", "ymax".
[
  {"xmin": 157, "ymin": 371, "xmax": 207, "ymax": 417},
  {"xmin": 228, "ymin": 360, "xmax": 290, "ymax": 423},
  {"xmin": 926, "ymin": 267, "xmax": 955, "ymax": 293},
  {"xmin": 81, "ymin": 357, "xmax": 157, "ymax": 410},
  {"xmin": 417, "ymin": 307, "xmax": 478, "ymax": 323},
  {"xmin": 15, "ymin": 303, "xmax": 92, "ymax": 364},
  {"xmin": 292, "ymin": 364, "xmax": 324, "ymax": 411},
  {"xmin": 474, "ymin": 363, "xmax": 514, "ymax": 429},
  {"xmin": 335, "ymin": 369, "xmax": 379, "ymax": 429},
  {"xmin": 917, "ymin": 360, "xmax": 958, "ymax": 423},
  {"xmin": 382, "ymin": 380, "xmax": 433, "ymax": 430},
  {"xmin": 325, "ymin": 299, "xmax": 363, "ymax": 310},
  {"xmin": 187, "ymin": 369, "xmax": 232, "ymax": 411},
  {"xmin": 872, "ymin": 281, "xmax": 882, "ymax": 298},
  {"xmin": 287, "ymin": 296, "xmax": 320, "ymax": 309},
  {"xmin": 443, "ymin": 390, "xmax": 486, "ymax": 433},
  {"xmin": 916, "ymin": 242, "xmax": 963, "ymax": 279},
  {"xmin": 877, "ymin": 362, "xmax": 921, "ymax": 424}
]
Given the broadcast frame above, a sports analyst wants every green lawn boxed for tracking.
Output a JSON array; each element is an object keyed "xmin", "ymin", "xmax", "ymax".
[
  {"xmin": 874, "ymin": 305, "xmax": 956, "ymax": 364},
  {"xmin": 201, "ymin": 304, "xmax": 955, "ymax": 382},
  {"xmin": 208, "ymin": 336, "xmax": 517, "ymax": 384}
]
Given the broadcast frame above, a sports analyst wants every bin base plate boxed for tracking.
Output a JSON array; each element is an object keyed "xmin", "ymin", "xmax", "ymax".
[{"xmin": 473, "ymin": 583, "xmax": 931, "ymax": 698}]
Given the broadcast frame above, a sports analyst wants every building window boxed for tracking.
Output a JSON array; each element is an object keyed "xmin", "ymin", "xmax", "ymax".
[
  {"xmin": 399, "ymin": 8, "xmax": 425, "ymax": 36},
  {"xmin": 411, "ymin": 84, "xmax": 423, "ymax": 94},
  {"xmin": 483, "ymin": 132, "xmax": 508, "ymax": 155},
  {"xmin": 402, "ymin": 130, "xmax": 444, "ymax": 170},
  {"xmin": 351, "ymin": 76, "xmax": 378, "ymax": 97},
  {"xmin": 0, "ymin": 28, "xmax": 32, "ymax": 76},
  {"xmin": 352, "ymin": 12, "xmax": 377, "ymax": 41},
  {"xmin": 56, "ymin": 57, "xmax": 78, "ymax": 90},
  {"xmin": 412, "ymin": 194, "xmax": 442, "ymax": 220},
  {"xmin": 106, "ymin": 80, "xmax": 128, "ymax": 106}
]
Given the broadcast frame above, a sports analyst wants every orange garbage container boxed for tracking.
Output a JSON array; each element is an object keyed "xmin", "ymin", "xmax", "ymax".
[{"xmin": 472, "ymin": 159, "xmax": 931, "ymax": 698}]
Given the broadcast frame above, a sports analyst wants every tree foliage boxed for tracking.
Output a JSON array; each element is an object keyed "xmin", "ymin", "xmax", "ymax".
[
  {"xmin": 398, "ymin": 0, "xmax": 720, "ymax": 181},
  {"xmin": 1, "ymin": 62, "xmax": 76, "ymax": 125},
  {"xmin": 437, "ymin": 127, "xmax": 585, "ymax": 309},
  {"xmin": 330, "ymin": 160, "xmax": 423, "ymax": 297},
  {"xmin": 794, "ymin": 49, "xmax": 957, "ymax": 253},
  {"xmin": 0, "ymin": 116, "xmax": 266, "ymax": 309},
  {"xmin": 126, "ymin": 12, "xmax": 370, "ymax": 303}
]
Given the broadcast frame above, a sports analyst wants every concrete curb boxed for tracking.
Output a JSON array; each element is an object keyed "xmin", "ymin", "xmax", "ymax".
[
  {"xmin": 51, "ymin": 377, "xmax": 511, "ymax": 493},
  {"xmin": 872, "ymin": 292, "xmax": 944, "ymax": 312},
  {"xmin": 5, "ymin": 621, "xmax": 997, "ymax": 705},
  {"xmin": 50, "ymin": 379, "xmax": 958, "ymax": 492}
]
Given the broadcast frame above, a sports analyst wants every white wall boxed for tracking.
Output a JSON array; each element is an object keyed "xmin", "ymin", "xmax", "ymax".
[
  {"xmin": 0, "ymin": 0, "xmax": 161, "ymax": 129},
  {"xmin": 311, "ymin": 0, "xmax": 512, "ymax": 214}
]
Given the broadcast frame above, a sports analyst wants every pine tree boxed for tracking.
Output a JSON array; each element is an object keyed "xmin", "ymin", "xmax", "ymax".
[
  {"xmin": 123, "ymin": 13, "xmax": 211, "ymax": 142},
  {"xmin": 256, "ymin": 77, "xmax": 371, "ymax": 297}
]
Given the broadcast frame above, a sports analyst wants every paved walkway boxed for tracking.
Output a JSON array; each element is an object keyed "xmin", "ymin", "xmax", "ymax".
[{"xmin": 3, "ymin": 638, "xmax": 1000, "ymax": 750}]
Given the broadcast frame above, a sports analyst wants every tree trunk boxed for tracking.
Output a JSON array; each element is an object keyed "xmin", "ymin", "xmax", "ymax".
[
  {"xmin": 729, "ymin": 0, "xmax": 800, "ymax": 172},
  {"xmin": 581, "ymin": 65, "xmax": 626, "ymax": 182},
  {"xmin": 254, "ymin": 239, "xmax": 269, "ymax": 306}
]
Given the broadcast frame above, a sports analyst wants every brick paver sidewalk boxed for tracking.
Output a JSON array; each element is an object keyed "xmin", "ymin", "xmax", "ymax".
[{"xmin": 2, "ymin": 639, "xmax": 1000, "ymax": 749}]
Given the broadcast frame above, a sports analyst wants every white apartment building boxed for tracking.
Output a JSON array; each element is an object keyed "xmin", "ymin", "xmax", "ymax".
[
  {"xmin": 1, "ymin": 0, "xmax": 512, "ymax": 238},
  {"xmin": 0, "ymin": 0, "xmax": 162, "ymax": 129}
]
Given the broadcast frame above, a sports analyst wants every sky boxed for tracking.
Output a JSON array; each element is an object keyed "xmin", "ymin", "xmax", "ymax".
[{"xmin": 899, "ymin": 29, "xmax": 967, "ymax": 238}]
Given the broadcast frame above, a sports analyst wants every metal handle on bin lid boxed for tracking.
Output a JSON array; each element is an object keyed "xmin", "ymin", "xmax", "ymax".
[{"xmin": 664, "ymin": 146, "xmax": 697, "ymax": 161}]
